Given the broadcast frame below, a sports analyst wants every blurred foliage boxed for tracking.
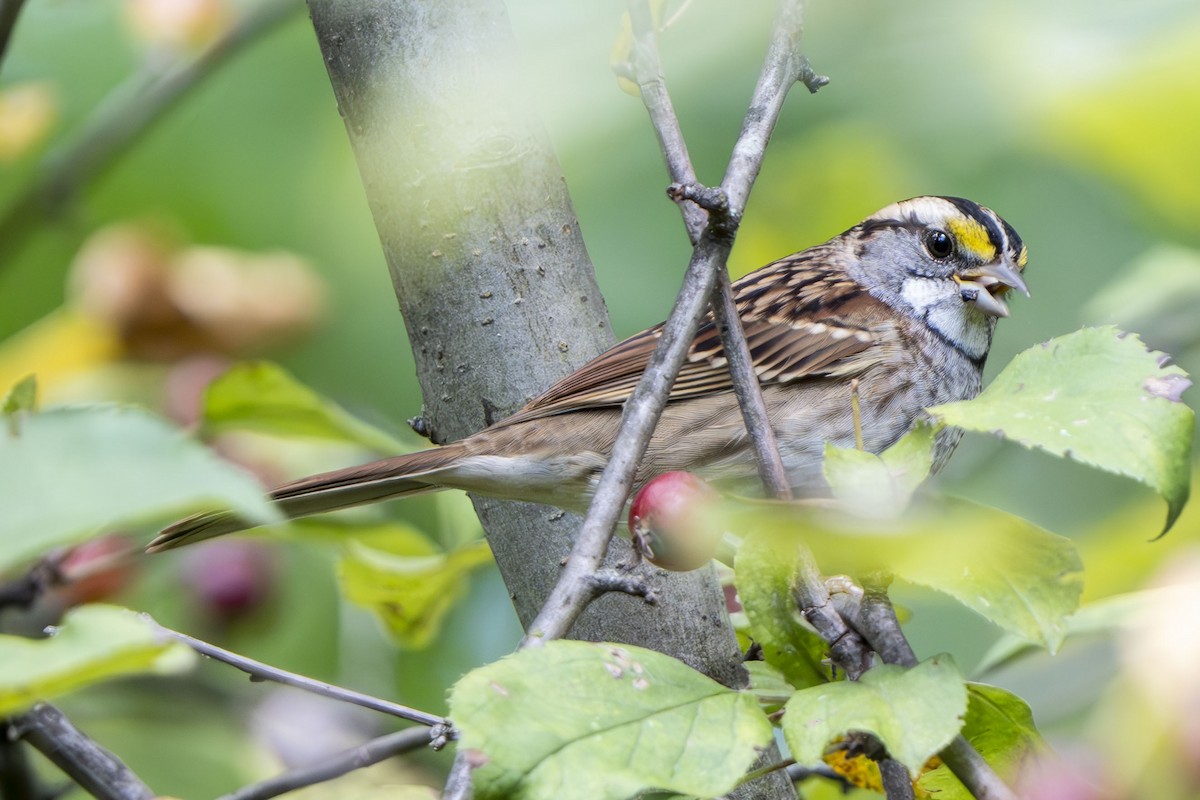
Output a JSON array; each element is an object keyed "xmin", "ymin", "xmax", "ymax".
[
  {"xmin": 1, "ymin": 0, "xmax": 1198, "ymax": 797},
  {"xmin": 0, "ymin": 604, "xmax": 193, "ymax": 716}
]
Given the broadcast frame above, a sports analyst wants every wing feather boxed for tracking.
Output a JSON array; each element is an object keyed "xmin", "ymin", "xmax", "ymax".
[{"xmin": 495, "ymin": 248, "xmax": 890, "ymax": 428}]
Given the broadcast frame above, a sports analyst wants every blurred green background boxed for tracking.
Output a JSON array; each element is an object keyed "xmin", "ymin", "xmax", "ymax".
[{"xmin": 2, "ymin": 0, "xmax": 1199, "ymax": 797}]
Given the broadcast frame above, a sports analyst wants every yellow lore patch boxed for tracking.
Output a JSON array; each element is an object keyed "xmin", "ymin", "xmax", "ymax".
[{"xmin": 946, "ymin": 216, "xmax": 996, "ymax": 262}]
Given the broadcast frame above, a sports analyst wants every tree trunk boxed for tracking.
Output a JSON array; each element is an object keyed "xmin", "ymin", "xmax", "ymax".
[
  {"xmin": 306, "ymin": 0, "xmax": 750, "ymax": 683},
  {"xmin": 307, "ymin": 2, "xmax": 793, "ymax": 795}
]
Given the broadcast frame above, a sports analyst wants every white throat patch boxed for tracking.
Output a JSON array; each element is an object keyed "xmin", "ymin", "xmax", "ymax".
[{"xmin": 901, "ymin": 277, "xmax": 990, "ymax": 359}]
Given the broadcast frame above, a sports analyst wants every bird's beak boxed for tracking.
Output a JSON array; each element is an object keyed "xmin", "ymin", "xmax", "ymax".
[{"xmin": 954, "ymin": 261, "xmax": 1029, "ymax": 318}]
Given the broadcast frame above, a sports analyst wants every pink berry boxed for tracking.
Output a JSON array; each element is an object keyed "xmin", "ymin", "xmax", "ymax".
[
  {"xmin": 58, "ymin": 534, "xmax": 139, "ymax": 606},
  {"xmin": 181, "ymin": 539, "xmax": 276, "ymax": 623},
  {"xmin": 628, "ymin": 472, "xmax": 720, "ymax": 571}
]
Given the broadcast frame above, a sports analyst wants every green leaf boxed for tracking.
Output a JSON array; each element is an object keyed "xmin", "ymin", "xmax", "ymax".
[
  {"xmin": 823, "ymin": 422, "xmax": 935, "ymax": 518},
  {"xmin": 727, "ymin": 498, "xmax": 1083, "ymax": 651},
  {"xmin": 975, "ymin": 586, "xmax": 1181, "ymax": 675},
  {"xmin": 2, "ymin": 374, "xmax": 37, "ymax": 415},
  {"xmin": 744, "ymin": 660, "xmax": 795, "ymax": 713},
  {"xmin": 917, "ymin": 683, "xmax": 1044, "ymax": 797},
  {"xmin": 337, "ymin": 529, "xmax": 492, "ymax": 649},
  {"xmin": 0, "ymin": 605, "xmax": 195, "ymax": 717},
  {"xmin": 929, "ymin": 327, "xmax": 1194, "ymax": 533},
  {"xmin": 203, "ymin": 361, "xmax": 411, "ymax": 454},
  {"xmin": 735, "ymin": 531, "xmax": 833, "ymax": 689},
  {"xmin": 449, "ymin": 640, "xmax": 773, "ymax": 800},
  {"xmin": 0, "ymin": 405, "xmax": 280, "ymax": 572},
  {"xmin": 782, "ymin": 656, "xmax": 967, "ymax": 775}
]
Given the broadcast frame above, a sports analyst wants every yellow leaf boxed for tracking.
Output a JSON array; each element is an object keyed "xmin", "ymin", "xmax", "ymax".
[
  {"xmin": 0, "ymin": 310, "xmax": 121, "ymax": 398},
  {"xmin": 0, "ymin": 82, "xmax": 57, "ymax": 161}
]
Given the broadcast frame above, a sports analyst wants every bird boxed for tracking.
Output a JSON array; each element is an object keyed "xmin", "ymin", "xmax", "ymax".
[{"xmin": 148, "ymin": 195, "xmax": 1028, "ymax": 552}]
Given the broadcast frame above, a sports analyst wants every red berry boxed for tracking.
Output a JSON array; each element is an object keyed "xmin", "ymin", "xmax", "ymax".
[
  {"xmin": 57, "ymin": 534, "xmax": 139, "ymax": 606},
  {"xmin": 628, "ymin": 471, "xmax": 720, "ymax": 571}
]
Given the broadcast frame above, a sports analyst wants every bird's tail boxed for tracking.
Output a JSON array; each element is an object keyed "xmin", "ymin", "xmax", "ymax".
[{"xmin": 146, "ymin": 444, "xmax": 469, "ymax": 552}]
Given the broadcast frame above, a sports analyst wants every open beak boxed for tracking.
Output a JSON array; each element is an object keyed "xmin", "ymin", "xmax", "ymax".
[{"xmin": 954, "ymin": 261, "xmax": 1029, "ymax": 318}]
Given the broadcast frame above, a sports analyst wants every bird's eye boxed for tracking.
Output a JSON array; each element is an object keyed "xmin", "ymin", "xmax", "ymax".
[{"xmin": 923, "ymin": 229, "xmax": 953, "ymax": 259}]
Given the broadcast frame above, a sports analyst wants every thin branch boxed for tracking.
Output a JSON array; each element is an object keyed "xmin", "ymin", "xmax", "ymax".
[
  {"xmin": 792, "ymin": 557, "xmax": 871, "ymax": 679},
  {"xmin": 879, "ymin": 757, "xmax": 916, "ymax": 800},
  {"xmin": 520, "ymin": 0, "xmax": 813, "ymax": 649},
  {"xmin": 14, "ymin": 703, "xmax": 154, "ymax": 800},
  {"xmin": 440, "ymin": 755, "xmax": 475, "ymax": 800},
  {"xmin": 216, "ymin": 726, "xmax": 434, "ymax": 800},
  {"xmin": 0, "ymin": 0, "xmax": 301, "ymax": 270},
  {"xmin": 0, "ymin": 0, "xmax": 28, "ymax": 74},
  {"xmin": 147, "ymin": 619, "xmax": 454, "ymax": 734},
  {"xmin": 708, "ymin": 267, "xmax": 793, "ymax": 499},
  {"xmin": 0, "ymin": 556, "xmax": 60, "ymax": 611},
  {"xmin": 626, "ymin": 1, "xmax": 706, "ymax": 243},
  {"xmin": 628, "ymin": 0, "xmax": 875, "ymax": 689},
  {"xmin": 589, "ymin": 567, "xmax": 658, "ymax": 601},
  {"xmin": 626, "ymin": 1, "xmax": 796, "ymax": 501},
  {"xmin": 731, "ymin": 757, "xmax": 795, "ymax": 790},
  {"xmin": 852, "ymin": 576, "xmax": 1020, "ymax": 800}
]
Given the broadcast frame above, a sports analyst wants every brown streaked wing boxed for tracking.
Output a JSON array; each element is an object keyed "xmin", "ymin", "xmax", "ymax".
[{"xmin": 494, "ymin": 248, "xmax": 883, "ymax": 427}]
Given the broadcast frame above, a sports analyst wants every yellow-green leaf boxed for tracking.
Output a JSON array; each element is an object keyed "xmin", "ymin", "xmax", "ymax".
[
  {"xmin": 337, "ymin": 532, "xmax": 491, "ymax": 649},
  {"xmin": 2, "ymin": 374, "xmax": 37, "ymax": 415},
  {"xmin": 203, "ymin": 361, "xmax": 411, "ymax": 454},
  {"xmin": 823, "ymin": 422, "xmax": 935, "ymax": 518},
  {"xmin": 0, "ymin": 605, "xmax": 195, "ymax": 716},
  {"xmin": 735, "ymin": 530, "xmax": 833, "ymax": 689},
  {"xmin": 725, "ymin": 498, "xmax": 1083, "ymax": 651}
]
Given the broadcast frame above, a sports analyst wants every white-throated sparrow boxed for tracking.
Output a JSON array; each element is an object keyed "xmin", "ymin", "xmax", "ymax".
[{"xmin": 149, "ymin": 196, "xmax": 1027, "ymax": 551}]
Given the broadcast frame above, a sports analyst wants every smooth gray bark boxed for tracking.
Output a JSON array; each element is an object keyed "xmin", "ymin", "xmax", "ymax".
[{"xmin": 305, "ymin": 0, "xmax": 747, "ymax": 685}]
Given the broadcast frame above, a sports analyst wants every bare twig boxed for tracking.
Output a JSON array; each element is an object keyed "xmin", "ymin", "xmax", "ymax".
[
  {"xmin": 626, "ymin": 1, "xmax": 706, "ymax": 243},
  {"xmin": 0, "ymin": 0, "xmax": 301, "ymax": 269},
  {"xmin": 879, "ymin": 757, "xmax": 916, "ymax": 800},
  {"xmin": 589, "ymin": 567, "xmax": 658, "ymax": 602},
  {"xmin": 521, "ymin": 0, "xmax": 814, "ymax": 649},
  {"xmin": 441, "ymin": 756, "xmax": 475, "ymax": 800},
  {"xmin": 147, "ymin": 619, "xmax": 453, "ymax": 734},
  {"xmin": 14, "ymin": 703, "xmax": 154, "ymax": 800},
  {"xmin": 792, "ymin": 556, "xmax": 871, "ymax": 679},
  {"xmin": 627, "ymin": 0, "xmax": 804, "ymax": 500},
  {"xmin": 0, "ymin": 0, "xmax": 27, "ymax": 74},
  {"xmin": 708, "ymin": 267, "xmax": 793, "ymax": 499},
  {"xmin": 629, "ymin": 0, "xmax": 877, "ymax": 694},
  {"xmin": 217, "ymin": 726, "xmax": 435, "ymax": 800}
]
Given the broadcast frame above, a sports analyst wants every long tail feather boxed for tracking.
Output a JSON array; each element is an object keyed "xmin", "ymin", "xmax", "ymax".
[{"xmin": 147, "ymin": 445, "xmax": 467, "ymax": 552}]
